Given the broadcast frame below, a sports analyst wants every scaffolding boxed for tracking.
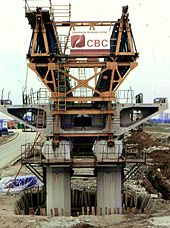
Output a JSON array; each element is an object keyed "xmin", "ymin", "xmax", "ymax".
[{"xmin": 1, "ymin": 1, "xmax": 167, "ymax": 217}]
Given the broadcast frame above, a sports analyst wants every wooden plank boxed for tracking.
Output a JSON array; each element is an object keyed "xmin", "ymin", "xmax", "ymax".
[
  {"xmin": 83, "ymin": 190, "xmax": 87, "ymax": 207},
  {"xmin": 87, "ymin": 207, "xmax": 90, "ymax": 215},
  {"xmin": 105, "ymin": 207, "xmax": 107, "ymax": 215},
  {"xmin": 96, "ymin": 207, "xmax": 100, "ymax": 216},
  {"xmin": 50, "ymin": 208, "xmax": 53, "ymax": 216},
  {"xmin": 126, "ymin": 207, "xmax": 131, "ymax": 214},
  {"xmin": 100, "ymin": 208, "xmax": 102, "ymax": 216},
  {"xmin": 54, "ymin": 208, "xmax": 59, "ymax": 216},
  {"xmin": 82, "ymin": 207, "xmax": 85, "ymax": 216},
  {"xmin": 61, "ymin": 208, "xmax": 64, "ymax": 216},
  {"xmin": 75, "ymin": 190, "xmax": 78, "ymax": 208},
  {"xmin": 92, "ymin": 207, "xmax": 95, "ymax": 216},
  {"xmin": 108, "ymin": 208, "xmax": 111, "ymax": 215},
  {"xmin": 29, "ymin": 207, "xmax": 34, "ymax": 215},
  {"xmin": 122, "ymin": 207, "xmax": 125, "ymax": 214},
  {"xmin": 40, "ymin": 208, "xmax": 46, "ymax": 216}
]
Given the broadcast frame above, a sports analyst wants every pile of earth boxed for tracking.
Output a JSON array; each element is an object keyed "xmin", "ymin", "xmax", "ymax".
[
  {"xmin": 124, "ymin": 131, "xmax": 160, "ymax": 150},
  {"xmin": 124, "ymin": 130, "xmax": 170, "ymax": 200},
  {"xmin": 149, "ymin": 149, "xmax": 170, "ymax": 178},
  {"xmin": 125, "ymin": 131, "xmax": 170, "ymax": 178}
]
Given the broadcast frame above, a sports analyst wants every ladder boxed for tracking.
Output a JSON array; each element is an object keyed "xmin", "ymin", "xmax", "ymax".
[
  {"xmin": 36, "ymin": 109, "xmax": 45, "ymax": 128},
  {"xmin": 78, "ymin": 67, "xmax": 87, "ymax": 99},
  {"xmin": 57, "ymin": 70, "xmax": 67, "ymax": 111}
]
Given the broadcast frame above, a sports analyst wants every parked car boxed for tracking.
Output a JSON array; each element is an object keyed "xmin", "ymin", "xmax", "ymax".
[{"xmin": 0, "ymin": 128, "xmax": 9, "ymax": 135}]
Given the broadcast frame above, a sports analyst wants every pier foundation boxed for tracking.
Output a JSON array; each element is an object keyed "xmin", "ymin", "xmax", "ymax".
[
  {"xmin": 46, "ymin": 167, "xmax": 71, "ymax": 216},
  {"xmin": 97, "ymin": 167, "xmax": 122, "ymax": 214}
]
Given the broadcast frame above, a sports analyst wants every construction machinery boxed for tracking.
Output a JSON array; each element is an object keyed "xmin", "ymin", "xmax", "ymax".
[{"xmin": 0, "ymin": 1, "xmax": 168, "ymax": 216}]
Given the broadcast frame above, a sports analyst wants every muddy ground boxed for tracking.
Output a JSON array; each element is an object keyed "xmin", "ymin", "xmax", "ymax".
[{"xmin": 0, "ymin": 123, "xmax": 170, "ymax": 227}]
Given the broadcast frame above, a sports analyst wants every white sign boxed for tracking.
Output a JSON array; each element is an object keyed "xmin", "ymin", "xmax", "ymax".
[{"xmin": 70, "ymin": 28, "xmax": 111, "ymax": 55}]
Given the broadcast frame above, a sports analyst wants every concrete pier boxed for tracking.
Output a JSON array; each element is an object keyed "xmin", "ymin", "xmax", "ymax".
[
  {"xmin": 97, "ymin": 167, "xmax": 122, "ymax": 214},
  {"xmin": 46, "ymin": 167, "xmax": 71, "ymax": 216}
]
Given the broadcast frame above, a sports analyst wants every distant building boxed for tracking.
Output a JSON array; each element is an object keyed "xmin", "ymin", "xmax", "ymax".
[
  {"xmin": 8, "ymin": 120, "xmax": 17, "ymax": 129},
  {"xmin": 0, "ymin": 112, "xmax": 13, "ymax": 129},
  {"xmin": 150, "ymin": 112, "xmax": 170, "ymax": 123}
]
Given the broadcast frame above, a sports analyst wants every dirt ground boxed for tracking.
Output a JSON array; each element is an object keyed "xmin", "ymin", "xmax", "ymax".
[
  {"xmin": 0, "ymin": 123, "xmax": 170, "ymax": 227},
  {"xmin": 0, "ymin": 132, "xmax": 18, "ymax": 146}
]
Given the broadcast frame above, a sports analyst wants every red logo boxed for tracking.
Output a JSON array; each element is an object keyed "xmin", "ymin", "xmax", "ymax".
[{"xmin": 71, "ymin": 35, "xmax": 85, "ymax": 48}]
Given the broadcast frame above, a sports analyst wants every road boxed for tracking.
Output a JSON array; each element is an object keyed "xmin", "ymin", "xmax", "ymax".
[{"xmin": 0, "ymin": 129, "xmax": 36, "ymax": 169}]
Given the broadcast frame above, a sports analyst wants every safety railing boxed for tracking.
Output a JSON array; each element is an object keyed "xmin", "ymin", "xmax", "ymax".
[
  {"xmin": 25, "ymin": 0, "xmax": 71, "ymax": 21},
  {"xmin": 21, "ymin": 143, "xmax": 42, "ymax": 161},
  {"xmin": 125, "ymin": 148, "xmax": 146, "ymax": 163},
  {"xmin": 94, "ymin": 143, "xmax": 146, "ymax": 163},
  {"xmin": 115, "ymin": 88, "xmax": 135, "ymax": 104},
  {"xmin": 25, "ymin": 0, "xmax": 51, "ymax": 12},
  {"xmin": 21, "ymin": 141, "xmax": 146, "ymax": 165},
  {"xmin": 97, "ymin": 150, "xmax": 146, "ymax": 163},
  {"xmin": 21, "ymin": 142, "xmax": 71, "ymax": 163},
  {"xmin": 51, "ymin": 4, "xmax": 71, "ymax": 21},
  {"xmin": 22, "ymin": 88, "xmax": 52, "ymax": 105}
]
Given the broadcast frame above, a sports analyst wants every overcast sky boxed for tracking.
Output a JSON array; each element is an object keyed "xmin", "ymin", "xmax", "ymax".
[{"xmin": 0, "ymin": 0, "xmax": 170, "ymax": 110}]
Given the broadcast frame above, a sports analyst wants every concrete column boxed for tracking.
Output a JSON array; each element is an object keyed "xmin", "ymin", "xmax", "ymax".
[
  {"xmin": 97, "ymin": 167, "xmax": 122, "ymax": 214},
  {"xmin": 46, "ymin": 167, "xmax": 71, "ymax": 216}
]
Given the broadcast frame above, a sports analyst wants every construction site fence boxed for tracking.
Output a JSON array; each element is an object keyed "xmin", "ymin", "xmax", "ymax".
[
  {"xmin": 15, "ymin": 186, "xmax": 154, "ymax": 216},
  {"xmin": 49, "ymin": 195, "xmax": 154, "ymax": 216}
]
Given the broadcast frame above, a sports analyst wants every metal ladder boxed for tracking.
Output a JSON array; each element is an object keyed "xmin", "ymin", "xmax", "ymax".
[
  {"xmin": 57, "ymin": 70, "xmax": 67, "ymax": 111},
  {"xmin": 36, "ymin": 109, "xmax": 45, "ymax": 128},
  {"xmin": 78, "ymin": 67, "xmax": 87, "ymax": 99}
]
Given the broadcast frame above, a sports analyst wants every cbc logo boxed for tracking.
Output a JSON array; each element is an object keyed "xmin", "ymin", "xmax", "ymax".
[
  {"xmin": 71, "ymin": 35, "xmax": 85, "ymax": 48},
  {"xmin": 71, "ymin": 35, "xmax": 108, "ymax": 48}
]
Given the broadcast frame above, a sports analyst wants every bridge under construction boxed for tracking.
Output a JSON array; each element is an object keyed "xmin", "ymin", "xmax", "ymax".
[{"xmin": 0, "ymin": 1, "xmax": 168, "ymax": 216}]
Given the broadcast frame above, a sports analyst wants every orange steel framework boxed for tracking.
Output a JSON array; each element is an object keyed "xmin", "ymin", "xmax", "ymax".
[
  {"xmin": 26, "ymin": 4, "xmax": 138, "ymax": 140},
  {"xmin": 0, "ymin": 1, "xmax": 167, "ymax": 216},
  {"xmin": 26, "ymin": 8, "xmax": 138, "ymax": 100}
]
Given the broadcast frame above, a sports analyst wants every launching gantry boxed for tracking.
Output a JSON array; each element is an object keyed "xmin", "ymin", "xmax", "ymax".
[{"xmin": 0, "ymin": 2, "xmax": 168, "ymax": 216}]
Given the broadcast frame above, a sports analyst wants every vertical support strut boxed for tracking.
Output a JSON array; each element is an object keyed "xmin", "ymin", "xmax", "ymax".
[
  {"xmin": 97, "ymin": 167, "xmax": 122, "ymax": 214},
  {"xmin": 46, "ymin": 167, "xmax": 71, "ymax": 216}
]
